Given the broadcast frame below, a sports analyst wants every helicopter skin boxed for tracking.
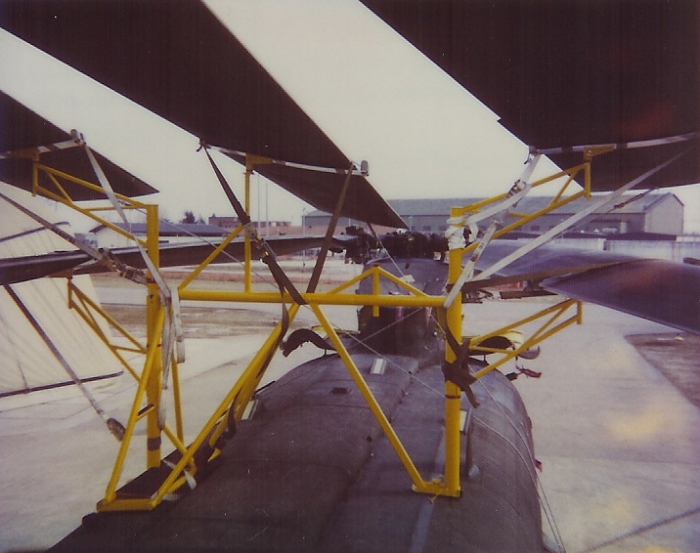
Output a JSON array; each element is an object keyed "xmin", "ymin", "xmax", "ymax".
[{"xmin": 50, "ymin": 257, "xmax": 542, "ymax": 553}]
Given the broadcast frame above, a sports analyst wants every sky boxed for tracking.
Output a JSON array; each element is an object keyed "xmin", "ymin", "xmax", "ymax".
[{"xmin": 1, "ymin": 0, "xmax": 699, "ymax": 232}]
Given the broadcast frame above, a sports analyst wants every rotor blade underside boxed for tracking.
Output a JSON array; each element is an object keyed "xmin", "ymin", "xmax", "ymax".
[
  {"xmin": 471, "ymin": 240, "xmax": 700, "ymax": 335},
  {"xmin": 361, "ymin": 0, "xmax": 700, "ymax": 190},
  {"xmin": 0, "ymin": 0, "xmax": 405, "ymax": 228},
  {"xmin": 0, "ymin": 92, "xmax": 157, "ymax": 199},
  {"xmin": 543, "ymin": 260, "xmax": 700, "ymax": 335}
]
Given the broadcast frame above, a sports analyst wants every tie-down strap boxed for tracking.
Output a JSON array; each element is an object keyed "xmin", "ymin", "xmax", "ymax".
[
  {"xmin": 441, "ymin": 323, "xmax": 480, "ymax": 409},
  {"xmin": 201, "ymin": 144, "xmax": 306, "ymax": 306}
]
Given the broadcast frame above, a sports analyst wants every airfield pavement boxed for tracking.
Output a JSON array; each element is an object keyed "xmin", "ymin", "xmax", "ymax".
[{"xmin": 1, "ymin": 263, "xmax": 699, "ymax": 552}]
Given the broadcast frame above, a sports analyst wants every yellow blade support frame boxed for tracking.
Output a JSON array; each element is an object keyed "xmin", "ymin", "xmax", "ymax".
[
  {"xmin": 66, "ymin": 278, "xmax": 146, "ymax": 381},
  {"xmin": 115, "ymin": 156, "xmax": 604, "ymax": 508},
  {"xmin": 469, "ymin": 299, "xmax": 583, "ymax": 380},
  {"xmin": 33, "ymin": 163, "xmax": 150, "ymax": 248},
  {"xmin": 455, "ymin": 161, "xmax": 593, "ymax": 257},
  {"xmin": 24, "ymin": 156, "xmax": 191, "ymax": 510},
  {"xmin": 30, "ymin": 140, "xmax": 613, "ymax": 509}
]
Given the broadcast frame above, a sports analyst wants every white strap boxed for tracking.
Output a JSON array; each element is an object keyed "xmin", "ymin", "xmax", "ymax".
[
  {"xmin": 83, "ymin": 139, "xmax": 186, "ymax": 386},
  {"xmin": 443, "ymin": 155, "xmax": 540, "ymax": 308}
]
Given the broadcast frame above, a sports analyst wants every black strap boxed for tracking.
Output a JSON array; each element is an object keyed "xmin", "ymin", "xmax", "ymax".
[
  {"xmin": 219, "ymin": 288, "xmax": 290, "ymax": 451},
  {"xmin": 202, "ymin": 145, "xmax": 306, "ymax": 305},
  {"xmin": 280, "ymin": 328, "xmax": 336, "ymax": 357},
  {"xmin": 306, "ymin": 163, "xmax": 353, "ymax": 293},
  {"xmin": 441, "ymin": 314, "xmax": 480, "ymax": 408}
]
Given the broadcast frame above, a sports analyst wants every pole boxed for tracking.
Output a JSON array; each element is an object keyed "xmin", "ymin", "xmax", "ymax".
[
  {"xmin": 444, "ymin": 206, "xmax": 464, "ymax": 496},
  {"xmin": 145, "ymin": 204, "xmax": 163, "ymax": 468}
]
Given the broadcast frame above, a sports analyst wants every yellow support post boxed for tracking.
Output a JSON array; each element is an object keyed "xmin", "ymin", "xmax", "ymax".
[
  {"xmin": 372, "ymin": 265, "xmax": 380, "ymax": 317},
  {"xmin": 145, "ymin": 204, "xmax": 163, "ymax": 469},
  {"xmin": 101, "ymin": 308, "xmax": 166, "ymax": 506},
  {"xmin": 244, "ymin": 161, "xmax": 253, "ymax": 293},
  {"xmin": 443, "ymin": 206, "xmax": 464, "ymax": 497}
]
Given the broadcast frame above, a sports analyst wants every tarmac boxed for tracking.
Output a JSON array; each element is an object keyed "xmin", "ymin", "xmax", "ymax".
[
  {"xmin": 1, "ymin": 292, "xmax": 699, "ymax": 552},
  {"xmin": 469, "ymin": 299, "xmax": 700, "ymax": 553}
]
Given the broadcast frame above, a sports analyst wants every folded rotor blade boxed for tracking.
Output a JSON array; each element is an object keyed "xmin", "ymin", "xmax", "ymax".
[
  {"xmin": 543, "ymin": 260, "xmax": 700, "ymax": 335},
  {"xmin": 470, "ymin": 240, "xmax": 700, "ymax": 335},
  {"xmin": 1, "ymin": 234, "xmax": 344, "ymax": 285}
]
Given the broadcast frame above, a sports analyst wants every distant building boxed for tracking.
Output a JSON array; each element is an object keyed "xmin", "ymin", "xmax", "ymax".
[
  {"xmin": 208, "ymin": 215, "xmax": 292, "ymax": 236},
  {"xmin": 208, "ymin": 216, "xmax": 240, "ymax": 230},
  {"xmin": 305, "ymin": 193, "xmax": 684, "ymax": 236}
]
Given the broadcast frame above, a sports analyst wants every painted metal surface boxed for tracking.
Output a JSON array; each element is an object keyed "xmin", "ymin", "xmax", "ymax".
[
  {"xmin": 0, "ymin": 234, "xmax": 339, "ymax": 285},
  {"xmin": 0, "ymin": 92, "xmax": 156, "ymax": 199},
  {"xmin": 544, "ymin": 259, "xmax": 700, "ymax": 335},
  {"xmin": 361, "ymin": 0, "xmax": 700, "ymax": 191},
  {"xmin": 471, "ymin": 239, "xmax": 700, "ymax": 335},
  {"xmin": 50, "ymin": 350, "xmax": 542, "ymax": 553},
  {"xmin": 0, "ymin": 0, "xmax": 404, "ymax": 229}
]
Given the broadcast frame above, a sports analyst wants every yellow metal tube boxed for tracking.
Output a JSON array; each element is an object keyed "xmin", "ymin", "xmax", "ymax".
[
  {"xmin": 145, "ymin": 205, "xmax": 163, "ymax": 469},
  {"xmin": 102, "ymin": 308, "xmax": 166, "ymax": 504},
  {"xmin": 529, "ymin": 301, "xmax": 579, "ymax": 344},
  {"xmin": 151, "ymin": 304, "xmax": 300, "ymax": 506},
  {"xmin": 46, "ymin": 171, "xmax": 71, "ymax": 202},
  {"xmin": 98, "ymin": 498, "xmax": 158, "ymax": 512},
  {"xmin": 67, "ymin": 282, "xmax": 146, "ymax": 382},
  {"xmin": 36, "ymin": 185, "xmax": 148, "ymax": 247},
  {"xmin": 472, "ymin": 314, "xmax": 580, "ymax": 380},
  {"xmin": 374, "ymin": 266, "xmax": 430, "ymax": 297},
  {"xmin": 33, "ymin": 164, "xmax": 150, "ymax": 246},
  {"xmin": 178, "ymin": 289, "xmax": 444, "ymax": 308},
  {"xmin": 170, "ymin": 356, "xmax": 184, "ymax": 442},
  {"xmin": 469, "ymin": 299, "xmax": 577, "ymax": 345},
  {"xmin": 68, "ymin": 281, "xmax": 145, "ymax": 354},
  {"xmin": 35, "ymin": 164, "xmax": 148, "ymax": 206},
  {"xmin": 372, "ymin": 266, "xmax": 380, "ymax": 317},
  {"xmin": 325, "ymin": 266, "xmax": 376, "ymax": 295},
  {"xmin": 178, "ymin": 224, "xmax": 245, "ymax": 290},
  {"xmin": 324, "ymin": 265, "xmax": 431, "ymax": 298},
  {"xmin": 452, "ymin": 161, "xmax": 590, "ymax": 248},
  {"xmin": 471, "ymin": 300, "xmax": 582, "ymax": 380},
  {"xmin": 443, "ymin": 206, "xmax": 464, "ymax": 497},
  {"xmin": 310, "ymin": 304, "xmax": 430, "ymax": 491}
]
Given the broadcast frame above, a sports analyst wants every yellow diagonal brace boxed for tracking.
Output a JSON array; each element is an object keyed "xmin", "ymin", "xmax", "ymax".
[
  {"xmin": 102, "ymin": 307, "xmax": 166, "ymax": 504},
  {"xmin": 310, "ymin": 304, "xmax": 439, "ymax": 493},
  {"xmin": 470, "ymin": 300, "xmax": 582, "ymax": 380},
  {"xmin": 68, "ymin": 280, "xmax": 146, "ymax": 354},
  {"xmin": 178, "ymin": 224, "xmax": 245, "ymax": 290},
  {"xmin": 150, "ymin": 304, "xmax": 300, "ymax": 507}
]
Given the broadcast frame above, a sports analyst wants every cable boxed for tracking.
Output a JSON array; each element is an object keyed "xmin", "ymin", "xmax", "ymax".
[
  {"xmin": 473, "ymin": 376, "xmax": 568, "ymax": 553},
  {"xmin": 4, "ymin": 284, "xmax": 126, "ymax": 441}
]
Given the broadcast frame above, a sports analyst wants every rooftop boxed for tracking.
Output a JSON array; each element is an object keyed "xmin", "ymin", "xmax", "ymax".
[{"xmin": 307, "ymin": 192, "xmax": 681, "ymax": 219}]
